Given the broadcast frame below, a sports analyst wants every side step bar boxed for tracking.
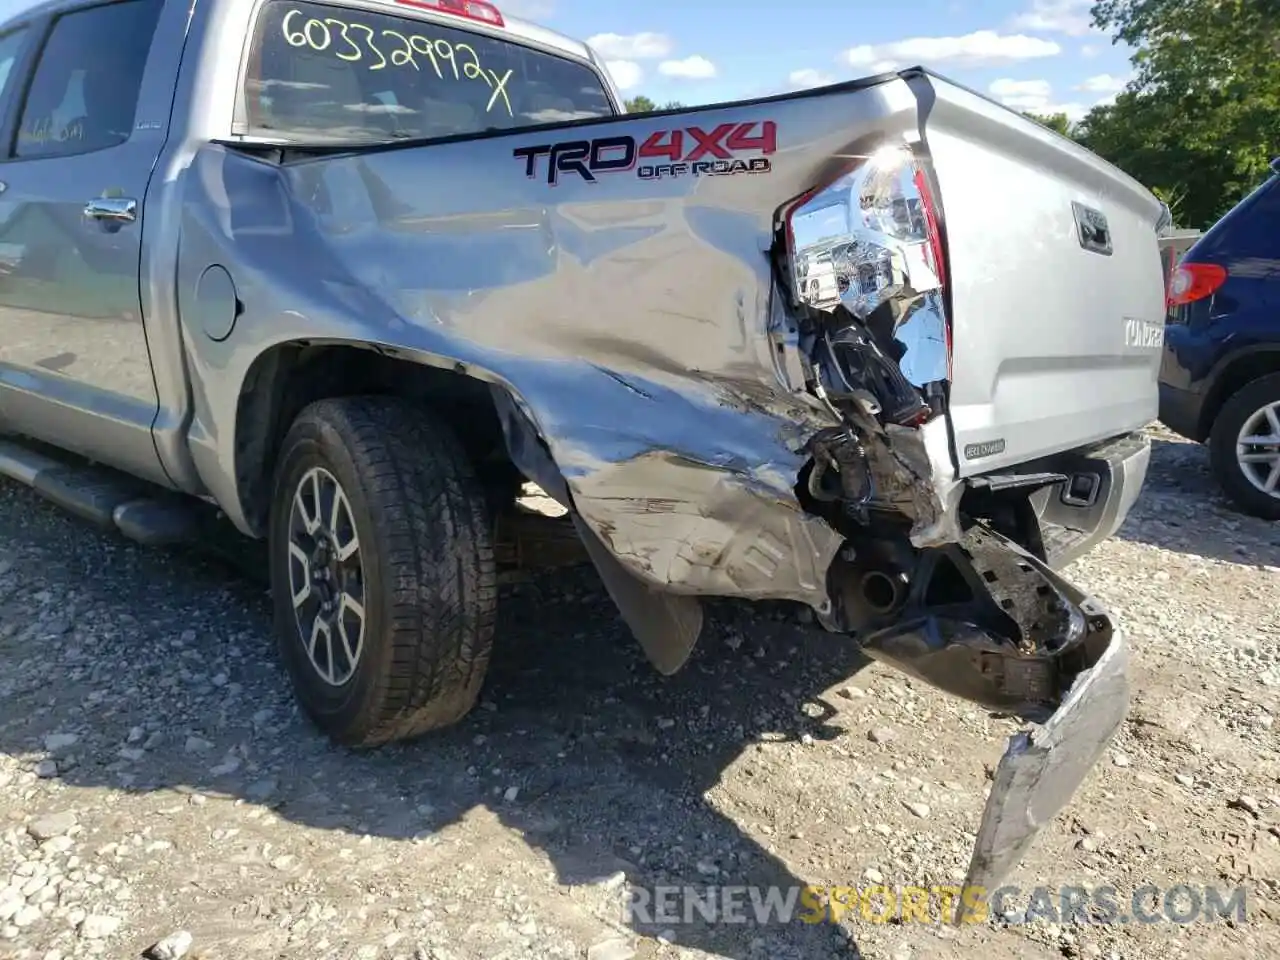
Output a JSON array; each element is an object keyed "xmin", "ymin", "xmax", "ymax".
[{"xmin": 0, "ymin": 437, "xmax": 201, "ymax": 547}]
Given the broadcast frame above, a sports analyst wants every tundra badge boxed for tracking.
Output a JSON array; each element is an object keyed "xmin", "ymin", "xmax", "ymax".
[{"xmin": 1124, "ymin": 316, "xmax": 1164, "ymax": 349}]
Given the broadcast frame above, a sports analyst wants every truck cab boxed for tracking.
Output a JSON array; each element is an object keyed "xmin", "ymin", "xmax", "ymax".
[{"xmin": 0, "ymin": 0, "xmax": 622, "ymax": 493}]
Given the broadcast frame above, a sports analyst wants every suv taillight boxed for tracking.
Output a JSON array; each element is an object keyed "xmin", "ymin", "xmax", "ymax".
[{"xmin": 1168, "ymin": 262, "xmax": 1227, "ymax": 307}]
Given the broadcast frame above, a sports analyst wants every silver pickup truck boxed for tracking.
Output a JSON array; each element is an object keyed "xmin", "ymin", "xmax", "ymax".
[{"xmin": 0, "ymin": 0, "xmax": 1169, "ymax": 901}]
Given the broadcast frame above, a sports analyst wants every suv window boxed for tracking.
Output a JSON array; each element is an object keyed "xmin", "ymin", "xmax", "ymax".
[
  {"xmin": 13, "ymin": 0, "xmax": 162, "ymax": 159},
  {"xmin": 242, "ymin": 0, "xmax": 614, "ymax": 143},
  {"xmin": 1235, "ymin": 176, "xmax": 1280, "ymax": 258}
]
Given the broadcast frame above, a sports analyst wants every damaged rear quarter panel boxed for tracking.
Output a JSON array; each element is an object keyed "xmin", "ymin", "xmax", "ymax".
[
  {"xmin": 178, "ymin": 79, "xmax": 939, "ymax": 610},
  {"xmin": 167, "ymin": 66, "xmax": 1138, "ymax": 902}
]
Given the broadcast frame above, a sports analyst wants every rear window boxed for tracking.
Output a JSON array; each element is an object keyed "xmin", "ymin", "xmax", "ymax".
[
  {"xmin": 1201, "ymin": 174, "xmax": 1280, "ymax": 260},
  {"xmin": 1231, "ymin": 175, "xmax": 1280, "ymax": 257},
  {"xmin": 240, "ymin": 0, "xmax": 614, "ymax": 143}
]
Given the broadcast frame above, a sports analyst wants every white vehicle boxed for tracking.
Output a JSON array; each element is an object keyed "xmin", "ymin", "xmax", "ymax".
[{"xmin": 800, "ymin": 259, "xmax": 841, "ymax": 307}]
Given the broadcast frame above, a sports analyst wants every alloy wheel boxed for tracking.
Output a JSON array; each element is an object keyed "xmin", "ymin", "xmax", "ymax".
[
  {"xmin": 1235, "ymin": 400, "xmax": 1280, "ymax": 500},
  {"xmin": 286, "ymin": 466, "xmax": 367, "ymax": 686}
]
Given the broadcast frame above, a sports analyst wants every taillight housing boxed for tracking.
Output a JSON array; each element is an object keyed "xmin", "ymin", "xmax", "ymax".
[
  {"xmin": 781, "ymin": 144, "xmax": 951, "ymax": 391},
  {"xmin": 396, "ymin": 0, "xmax": 504, "ymax": 26},
  {"xmin": 1167, "ymin": 261, "xmax": 1227, "ymax": 308}
]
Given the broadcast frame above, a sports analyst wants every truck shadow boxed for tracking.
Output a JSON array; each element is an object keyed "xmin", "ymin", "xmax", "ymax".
[
  {"xmin": 0, "ymin": 481, "xmax": 873, "ymax": 959},
  {"xmin": 1112, "ymin": 436, "xmax": 1280, "ymax": 568}
]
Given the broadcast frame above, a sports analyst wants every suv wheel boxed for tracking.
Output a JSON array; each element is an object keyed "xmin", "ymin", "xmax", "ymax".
[
  {"xmin": 1208, "ymin": 373, "xmax": 1280, "ymax": 521},
  {"xmin": 268, "ymin": 396, "xmax": 497, "ymax": 747}
]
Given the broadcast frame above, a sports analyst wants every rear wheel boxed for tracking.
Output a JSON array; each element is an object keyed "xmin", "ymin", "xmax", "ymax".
[
  {"xmin": 268, "ymin": 396, "xmax": 497, "ymax": 747},
  {"xmin": 1208, "ymin": 373, "xmax": 1280, "ymax": 521}
]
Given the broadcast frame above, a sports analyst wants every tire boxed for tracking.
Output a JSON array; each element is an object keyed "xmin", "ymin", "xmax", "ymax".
[
  {"xmin": 268, "ymin": 396, "xmax": 497, "ymax": 748},
  {"xmin": 1208, "ymin": 372, "xmax": 1280, "ymax": 521}
]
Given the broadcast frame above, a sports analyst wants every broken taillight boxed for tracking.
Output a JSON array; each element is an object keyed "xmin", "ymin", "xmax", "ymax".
[
  {"xmin": 395, "ymin": 0, "xmax": 504, "ymax": 26},
  {"xmin": 783, "ymin": 143, "xmax": 952, "ymax": 392}
]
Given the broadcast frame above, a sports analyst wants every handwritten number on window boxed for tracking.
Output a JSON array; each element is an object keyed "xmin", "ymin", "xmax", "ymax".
[
  {"xmin": 278, "ymin": 8, "xmax": 514, "ymax": 116},
  {"xmin": 409, "ymin": 36, "xmax": 438, "ymax": 76},
  {"xmin": 326, "ymin": 19, "xmax": 361, "ymax": 61},
  {"xmin": 456, "ymin": 43, "xmax": 483, "ymax": 81},
  {"xmin": 345, "ymin": 22, "xmax": 385, "ymax": 70}
]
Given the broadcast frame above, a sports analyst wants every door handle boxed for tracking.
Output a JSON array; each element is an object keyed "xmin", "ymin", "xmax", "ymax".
[{"xmin": 83, "ymin": 197, "xmax": 137, "ymax": 223}]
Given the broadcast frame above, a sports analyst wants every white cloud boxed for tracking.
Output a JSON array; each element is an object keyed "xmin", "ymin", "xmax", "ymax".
[
  {"xmin": 789, "ymin": 68, "xmax": 836, "ymax": 89},
  {"xmin": 990, "ymin": 77, "xmax": 1053, "ymax": 104},
  {"xmin": 1010, "ymin": 0, "xmax": 1096, "ymax": 37},
  {"xmin": 586, "ymin": 32, "xmax": 672, "ymax": 60},
  {"xmin": 658, "ymin": 55, "xmax": 717, "ymax": 79},
  {"xmin": 604, "ymin": 60, "xmax": 644, "ymax": 91},
  {"xmin": 844, "ymin": 30, "xmax": 1061, "ymax": 70},
  {"xmin": 1076, "ymin": 72, "xmax": 1127, "ymax": 93},
  {"xmin": 1080, "ymin": 44, "xmax": 1100, "ymax": 58},
  {"xmin": 989, "ymin": 78, "xmax": 1088, "ymax": 120},
  {"xmin": 1075, "ymin": 72, "xmax": 1131, "ymax": 108}
]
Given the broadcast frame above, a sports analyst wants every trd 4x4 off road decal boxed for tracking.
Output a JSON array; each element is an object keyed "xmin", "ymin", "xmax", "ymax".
[{"xmin": 513, "ymin": 121, "xmax": 776, "ymax": 185}]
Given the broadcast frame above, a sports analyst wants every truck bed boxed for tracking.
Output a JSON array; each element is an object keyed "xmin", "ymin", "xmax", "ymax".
[{"xmin": 230, "ymin": 65, "xmax": 1166, "ymax": 546}]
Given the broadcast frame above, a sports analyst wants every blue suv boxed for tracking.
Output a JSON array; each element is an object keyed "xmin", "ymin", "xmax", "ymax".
[{"xmin": 1159, "ymin": 159, "xmax": 1280, "ymax": 520}]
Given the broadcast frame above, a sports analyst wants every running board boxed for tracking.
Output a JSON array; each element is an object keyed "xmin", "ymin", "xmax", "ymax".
[{"xmin": 0, "ymin": 437, "xmax": 201, "ymax": 546}]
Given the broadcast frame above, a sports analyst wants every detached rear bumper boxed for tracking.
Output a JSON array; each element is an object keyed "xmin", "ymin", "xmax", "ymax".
[
  {"xmin": 962, "ymin": 623, "xmax": 1128, "ymax": 914},
  {"xmin": 494, "ymin": 367, "xmax": 1132, "ymax": 899},
  {"xmin": 849, "ymin": 522, "xmax": 1129, "ymax": 901}
]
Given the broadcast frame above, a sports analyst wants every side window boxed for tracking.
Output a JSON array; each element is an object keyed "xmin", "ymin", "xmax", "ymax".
[
  {"xmin": 0, "ymin": 27, "xmax": 29, "ymax": 98},
  {"xmin": 13, "ymin": 0, "xmax": 162, "ymax": 159}
]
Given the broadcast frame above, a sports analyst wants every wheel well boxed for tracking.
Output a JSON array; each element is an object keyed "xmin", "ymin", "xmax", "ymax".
[
  {"xmin": 1200, "ymin": 349, "xmax": 1280, "ymax": 440},
  {"xmin": 234, "ymin": 343, "xmax": 521, "ymax": 536}
]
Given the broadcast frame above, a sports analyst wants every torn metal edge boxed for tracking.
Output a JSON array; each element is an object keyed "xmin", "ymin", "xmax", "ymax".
[{"xmin": 957, "ymin": 624, "xmax": 1130, "ymax": 923}]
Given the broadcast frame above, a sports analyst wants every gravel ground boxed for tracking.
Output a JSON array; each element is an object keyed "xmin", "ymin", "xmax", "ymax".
[{"xmin": 0, "ymin": 423, "xmax": 1277, "ymax": 960}]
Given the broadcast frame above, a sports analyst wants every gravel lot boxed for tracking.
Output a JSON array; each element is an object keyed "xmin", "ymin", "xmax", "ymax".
[{"xmin": 0, "ymin": 423, "xmax": 1277, "ymax": 960}]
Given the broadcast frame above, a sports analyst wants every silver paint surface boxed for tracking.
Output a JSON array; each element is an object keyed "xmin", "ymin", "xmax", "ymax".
[{"xmin": 177, "ymin": 78, "xmax": 930, "ymax": 608}]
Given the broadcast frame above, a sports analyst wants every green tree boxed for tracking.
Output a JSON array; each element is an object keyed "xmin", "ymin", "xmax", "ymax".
[
  {"xmin": 1077, "ymin": 0, "xmax": 1280, "ymax": 228},
  {"xmin": 623, "ymin": 96, "xmax": 687, "ymax": 113},
  {"xmin": 1022, "ymin": 111, "xmax": 1077, "ymax": 138}
]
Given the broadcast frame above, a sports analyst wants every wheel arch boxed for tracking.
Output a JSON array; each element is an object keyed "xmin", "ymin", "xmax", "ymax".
[
  {"xmin": 1199, "ymin": 345, "xmax": 1280, "ymax": 440},
  {"xmin": 231, "ymin": 338, "xmax": 558, "ymax": 538},
  {"xmin": 229, "ymin": 336, "xmax": 705, "ymax": 678}
]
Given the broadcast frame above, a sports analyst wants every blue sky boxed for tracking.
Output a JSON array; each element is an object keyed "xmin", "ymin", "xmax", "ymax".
[{"xmin": 503, "ymin": 0, "xmax": 1137, "ymax": 120}]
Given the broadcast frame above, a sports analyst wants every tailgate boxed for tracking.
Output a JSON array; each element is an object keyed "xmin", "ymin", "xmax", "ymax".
[{"xmin": 911, "ymin": 74, "xmax": 1167, "ymax": 475}]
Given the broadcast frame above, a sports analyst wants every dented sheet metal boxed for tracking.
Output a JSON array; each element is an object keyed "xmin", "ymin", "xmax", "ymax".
[
  {"xmin": 180, "ymin": 77, "xmax": 943, "ymax": 611},
  {"xmin": 172, "ymin": 69, "xmax": 1138, "ymax": 897}
]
